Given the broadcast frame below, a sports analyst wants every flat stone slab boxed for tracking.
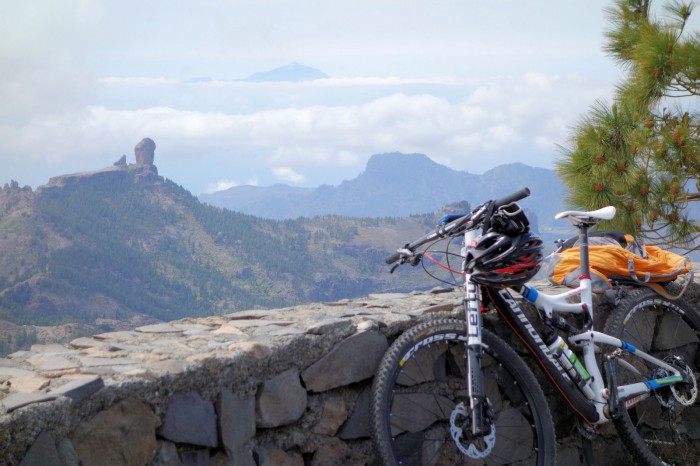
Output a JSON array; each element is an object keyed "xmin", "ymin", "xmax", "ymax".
[
  {"xmin": 7, "ymin": 376, "xmax": 50, "ymax": 393},
  {"xmin": 25, "ymin": 354, "xmax": 79, "ymax": 373},
  {"xmin": 77, "ymin": 356, "xmax": 138, "ymax": 368},
  {"xmin": 226, "ymin": 320, "xmax": 294, "ymax": 329},
  {"xmin": 92, "ymin": 331, "xmax": 140, "ymax": 341},
  {"xmin": 29, "ymin": 343, "xmax": 73, "ymax": 354},
  {"xmin": 2, "ymin": 392, "xmax": 57, "ymax": 412},
  {"xmin": 135, "ymin": 323, "xmax": 184, "ymax": 334},
  {"xmin": 51, "ymin": 376, "xmax": 104, "ymax": 403},
  {"xmin": 0, "ymin": 358, "xmax": 20, "ymax": 367},
  {"xmin": 211, "ymin": 323, "xmax": 246, "ymax": 335},
  {"xmin": 0, "ymin": 367, "xmax": 37, "ymax": 379}
]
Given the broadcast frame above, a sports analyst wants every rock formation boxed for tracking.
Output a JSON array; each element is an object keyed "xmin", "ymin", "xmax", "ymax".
[{"xmin": 134, "ymin": 138, "xmax": 156, "ymax": 165}]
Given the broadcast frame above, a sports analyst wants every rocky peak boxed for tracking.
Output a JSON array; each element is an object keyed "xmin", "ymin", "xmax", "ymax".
[
  {"xmin": 41, "ymin": 138, "xmax": 161, "ymax": 189},
  {"xmin": 134, "ymin": 138, "xmax": 156, "ymax": 165}
]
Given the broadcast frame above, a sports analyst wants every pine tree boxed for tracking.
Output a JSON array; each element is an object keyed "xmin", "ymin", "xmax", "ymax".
[{"xmin": 557, "ymin": 0, "xmax": 700, "ymax": 251}]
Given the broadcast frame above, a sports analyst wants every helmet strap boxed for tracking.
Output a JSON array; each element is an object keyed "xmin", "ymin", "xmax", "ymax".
[{"xmin": 481, "ymin": 200, "xmax": 496, "ymax": 236}]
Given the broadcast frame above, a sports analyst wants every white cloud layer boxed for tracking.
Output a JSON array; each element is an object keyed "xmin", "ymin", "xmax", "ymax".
[
  {"xmin": 2, "ymin": 0, "xmax": 645, "ymax": 193},
  {"xmin": 0, "ymin": 71, "xmax": 614, "ymax": 192}
]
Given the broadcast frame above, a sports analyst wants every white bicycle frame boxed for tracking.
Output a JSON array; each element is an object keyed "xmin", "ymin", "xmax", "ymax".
[
  {"xmin": 519, "ymin": 279, "xmax": 683, "ymax": 424},
  {"xmin": 509, "ymin": 209, "xmax": 684, "ymax": 425}
]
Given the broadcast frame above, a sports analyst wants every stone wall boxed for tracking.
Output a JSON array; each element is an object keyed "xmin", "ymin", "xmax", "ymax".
[{"xmin": 1, "ymin": 280, "xmax": 698, "ymax": 465}]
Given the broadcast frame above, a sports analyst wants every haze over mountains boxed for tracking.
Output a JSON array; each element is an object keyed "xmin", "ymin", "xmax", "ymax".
[{"xmin": 200, "ymin": 152, "xmax": 567, "ymax": 230}]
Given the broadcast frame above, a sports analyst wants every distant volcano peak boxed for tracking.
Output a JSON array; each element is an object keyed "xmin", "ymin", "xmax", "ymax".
[{"xmin": 242, "ymin": 62, "xmax": 328, "ymax": 83}]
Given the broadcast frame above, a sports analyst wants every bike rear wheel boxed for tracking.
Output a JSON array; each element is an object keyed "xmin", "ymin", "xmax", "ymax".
[
  {"xmin": 604, "ymin": 286, "xmax": 700, "ymax": 466},
  {"xmin": 370, "ymin": 319, "xmax": 556, "ymax": 465}
]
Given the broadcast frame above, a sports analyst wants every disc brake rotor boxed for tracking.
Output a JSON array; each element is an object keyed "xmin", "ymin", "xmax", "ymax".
[{"xmin": 449, "ymin": 402, "xmax": 496, "ymax": 459}]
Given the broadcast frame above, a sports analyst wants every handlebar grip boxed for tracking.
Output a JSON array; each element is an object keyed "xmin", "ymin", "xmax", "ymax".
[
  {"xmin": 385, "ymin": 252, "xmax": 402, "ymax": 264},
  {"xmin": 494, "ymin": 187, "xmax": 530, "ymax": 208}
]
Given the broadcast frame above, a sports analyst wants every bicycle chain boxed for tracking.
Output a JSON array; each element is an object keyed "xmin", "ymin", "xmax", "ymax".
[{"xmin": 576, "ymin": 419, "xmax": 598, "ymax": 441}]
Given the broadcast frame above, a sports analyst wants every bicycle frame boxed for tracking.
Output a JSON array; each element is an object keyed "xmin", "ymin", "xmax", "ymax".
[{"xmin": 467, "ymin": 219, "xmax": 685, "ymax": 428}]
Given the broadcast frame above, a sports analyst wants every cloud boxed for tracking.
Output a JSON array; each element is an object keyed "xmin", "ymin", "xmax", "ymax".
[
  {"xmin": 99, "ymin": 76, "xmax": 460, "ymax": 88},
  {"xmin": 272, "ymin": 167, "xmax": 306, "ymax": 184},
  {"xmin": 0, "ymin": 72, "xmax": 614, "ymax": 191},
  {"xmin": 205, "ymin": 179, "xmax": 237, "ymax": 194}
]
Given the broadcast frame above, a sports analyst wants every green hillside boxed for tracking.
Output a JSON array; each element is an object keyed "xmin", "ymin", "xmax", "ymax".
[{"xmin": 0, "ymin": 165, "xmax": 437, "ymax": 346}]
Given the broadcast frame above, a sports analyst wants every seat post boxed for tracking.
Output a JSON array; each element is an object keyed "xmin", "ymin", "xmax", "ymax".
[{"xmin": 576, "ymin": 221, "xmax": 593, "ymax": 279}]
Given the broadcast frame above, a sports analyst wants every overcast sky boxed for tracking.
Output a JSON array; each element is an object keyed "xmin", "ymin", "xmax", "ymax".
[{"xmin": 1, "ymin": 1, "xmax": 674, "ymax": 195}]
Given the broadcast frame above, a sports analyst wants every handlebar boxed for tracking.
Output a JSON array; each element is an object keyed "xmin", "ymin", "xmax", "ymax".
[
  {"xmin": 384, "ymin": 187, "xmax": 531, "ymax": 266},
  {"xmin": 494, "ymin": 187, "xmax": 530, "ymax": 209},
  {"xmin": 385, "ymin": 251, "xmax": 403, "ymax": 265}
]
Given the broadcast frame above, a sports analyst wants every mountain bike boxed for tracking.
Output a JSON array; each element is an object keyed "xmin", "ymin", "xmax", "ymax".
[{"xmin": 370, "ymin": 187, "xmax": 700, "ymax": 466}]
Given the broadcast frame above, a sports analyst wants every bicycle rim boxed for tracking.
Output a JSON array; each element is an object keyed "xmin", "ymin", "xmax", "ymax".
[
  {"xmin": 605, "ymin": 286, "xmax": 700, "ymax": 466},
  {"xmin": 370, "ymin": 319, "xmax": 556, "ymax": 465}
]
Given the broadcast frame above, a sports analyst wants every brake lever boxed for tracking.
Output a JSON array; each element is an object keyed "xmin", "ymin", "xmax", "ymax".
[{"xmin": 388, "ymin": 250, "xmax": 422, "ymax": 273}]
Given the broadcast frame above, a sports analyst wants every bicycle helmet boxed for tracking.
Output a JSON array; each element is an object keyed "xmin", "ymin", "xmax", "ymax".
[{"xmin": 466, "ymin": 231, "xmax": 544, "ymax": 287}]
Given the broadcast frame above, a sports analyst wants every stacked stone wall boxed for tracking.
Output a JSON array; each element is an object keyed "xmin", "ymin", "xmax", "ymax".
[{"xmin": 1, "ymin": 280, "xmax": 699, "ymax": 465}]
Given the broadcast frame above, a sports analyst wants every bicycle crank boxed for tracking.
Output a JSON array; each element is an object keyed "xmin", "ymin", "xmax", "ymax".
[{"xmin": 449, "ymin": 402, "xmax": 496, "ymax": 459}]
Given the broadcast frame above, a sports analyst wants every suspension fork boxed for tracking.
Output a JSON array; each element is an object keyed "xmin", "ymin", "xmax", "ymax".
[{"xmin": 464, "ymin": 277, "xmax": 488, "ymax": 436}]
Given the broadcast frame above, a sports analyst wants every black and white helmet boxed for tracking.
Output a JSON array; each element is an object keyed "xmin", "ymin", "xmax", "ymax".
[{"xmin": 466, "ymin": 231, "xmax": 544, "ymax": 288}]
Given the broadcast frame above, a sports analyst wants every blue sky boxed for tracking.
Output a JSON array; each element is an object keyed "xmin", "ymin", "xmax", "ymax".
[{"xmin": 1, "ymin": 1, "xmax": 671, "ymax": 195}]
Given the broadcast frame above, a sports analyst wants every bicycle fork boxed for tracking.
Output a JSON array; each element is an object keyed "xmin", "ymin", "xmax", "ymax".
[{"xmin": 464, "ymin": 279, "xmax": 487, "ymax": 435}]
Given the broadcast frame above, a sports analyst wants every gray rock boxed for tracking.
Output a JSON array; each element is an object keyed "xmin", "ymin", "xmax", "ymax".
[
  {"xmin": 135, "ymin": 137, "xmax": 156, "ymax": 165},
  {"xmin": 256, "ymin": 369, "xmax": 307, "ymax": 428},
  {"xmin": 655, "ymin": 310, "xmax": 700, "ymax": 349},
  {"xmin": 217, "ymin": 388, "xmax": 255, "ymax": 454},
  {"xmin": 337, "ymin": 388, "xmax": 370, "ymax": 440},
  {"xmin": 158, "ymin": 391, "xmax": 218, "ymax": 448},
  {"xmin": 312, "ymin": 397, "xmax": 348, "ymax": 436},
  {"xmin": 257, "ymin": 444, "xmax": 304, "ymax": 466},
  {"xmin": 19, "ymin": 431, "xmax": 61, "ymax": 466},
  {"xmin": 179, "ymin": 448, "xmax": 209, "ymax": 466},
  {"xmin": 150, "ymin": 441, "xmax": 183, "ymax": 466},
  {"xmin": 301, "ymin": 330, "xmax": 388, "ymax": 392},
  {"xmin": 214, "ymin": 444, "xmax": 256, "ymax": 466},
  {"xmin": 71, "ymin": 398, "xmax": 157, "ymax": 466},
  {"xmin": 56, "ymin": 438, "xmax": 80, "ymax": 466},
  {"xmin": 209, "ymin": 451, "xmax": 234, "ymax": 466},
  {"xmin": 310, "ymin": 437, "xmax": 369, "ymax": 466}
]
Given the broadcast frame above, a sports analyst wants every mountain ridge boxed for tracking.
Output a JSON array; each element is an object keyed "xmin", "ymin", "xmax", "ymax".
[
  {"xmin": 199, "ymin": 152, "xmax": 566, "ymax": 228},
  {"xmin": 0, "ymin": 150, "xmax": 567, "ymax": 355}
]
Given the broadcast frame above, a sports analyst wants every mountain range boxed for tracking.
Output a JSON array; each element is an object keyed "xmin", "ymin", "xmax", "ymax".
[
  {"xmin": 0, "ymin": 152, "xmax": 567, "ymax": 354},
  {"xmin": 200, "ymin": 152, "xmax": 567, "ymax": 230}
]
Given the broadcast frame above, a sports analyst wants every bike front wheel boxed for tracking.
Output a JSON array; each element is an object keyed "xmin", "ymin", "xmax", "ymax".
[
  {"xmin": 370, "ymin": 319, "xmax": 556, "ymax": 465},
  {"xmin": 604, "ymin": 285, "xmax": 700, "ymax": 466}
]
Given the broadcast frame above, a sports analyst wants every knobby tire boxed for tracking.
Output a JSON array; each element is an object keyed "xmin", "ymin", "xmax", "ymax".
[
  {"xmin": 370, "ymin": 319, "xmax": 556, "ymax": 465},
  {"xmin": 604, "ymin": 285, "xmax": 700, "ymax": 466}
]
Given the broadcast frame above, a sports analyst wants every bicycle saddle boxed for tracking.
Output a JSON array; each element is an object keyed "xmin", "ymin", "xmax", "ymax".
[{"xmin": 554, "ymin": 206, "xmax": 616, "ymax": 221}]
